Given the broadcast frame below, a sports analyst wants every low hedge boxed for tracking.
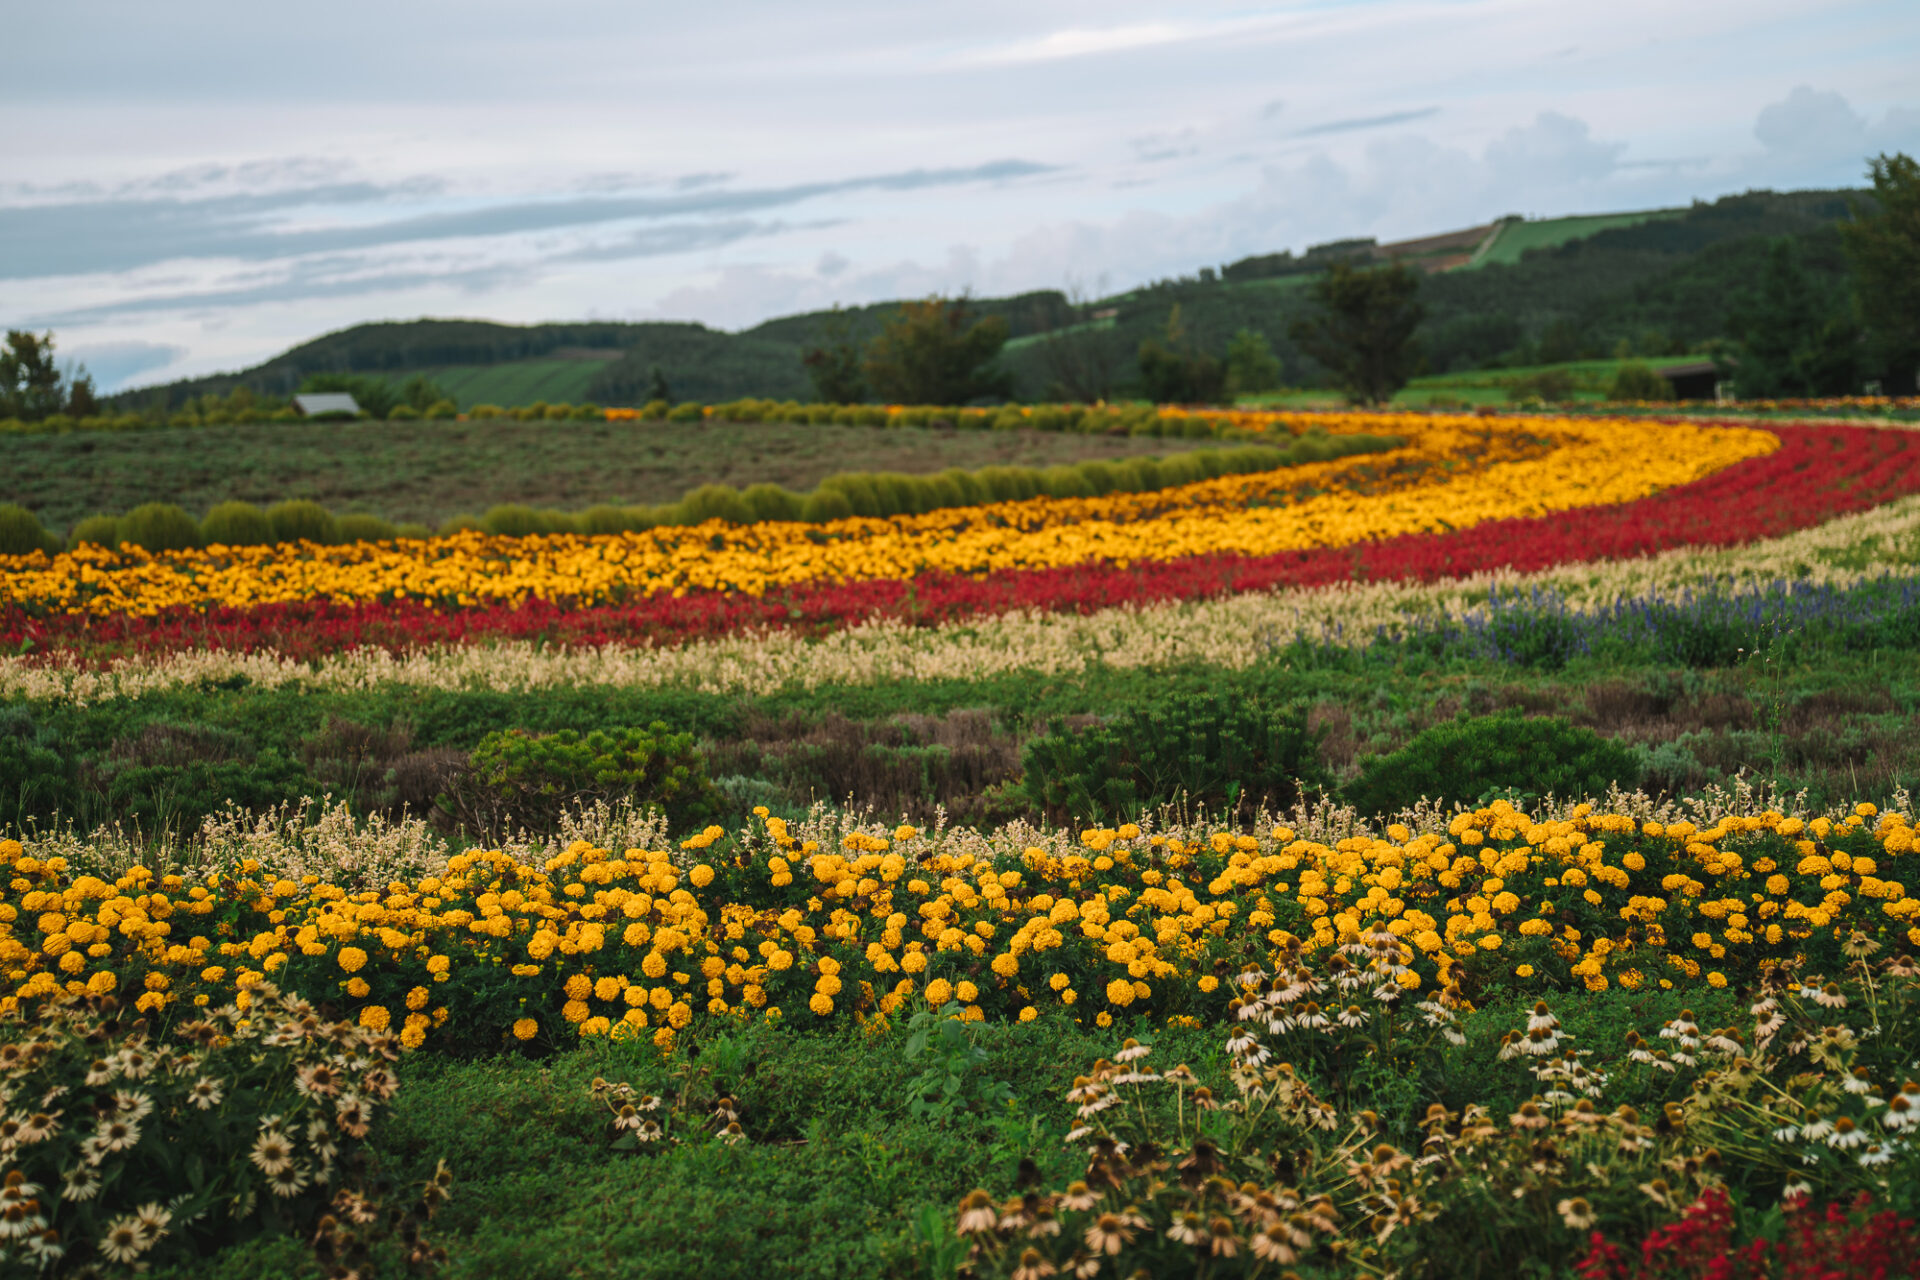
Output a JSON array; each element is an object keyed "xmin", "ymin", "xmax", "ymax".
[{"xmin": 13, "ymin": 431, "xmax": 1393, "ymax": 552}]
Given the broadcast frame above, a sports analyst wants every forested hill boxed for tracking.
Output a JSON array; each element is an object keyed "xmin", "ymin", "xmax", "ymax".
[{"xmin": 113, "ymin": 186, "xmax": 1864, "ymax": 409}]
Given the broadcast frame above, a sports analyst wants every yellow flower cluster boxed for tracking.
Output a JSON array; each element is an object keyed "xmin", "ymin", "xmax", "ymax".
[
  {"xmin": 0, "ymin": 414, "xmax": 1772, "ymax": 616},
  {"xmin": 4, "ymin": 798, "xmax": 1902, "ymax": 1048}
]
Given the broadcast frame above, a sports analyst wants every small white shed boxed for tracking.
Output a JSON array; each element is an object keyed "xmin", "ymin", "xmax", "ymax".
[{"xmin": 292, "ymin": 393, "xmax": 362, "ymax": 418}]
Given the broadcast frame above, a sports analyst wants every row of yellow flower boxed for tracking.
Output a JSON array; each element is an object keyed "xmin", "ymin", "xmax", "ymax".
[
  {"xmin": 0, "ymin": 414, "xmax": 1773, "ymax": 617},
  {"xmin": 1, "ymin": 799, "xmax": 1913, "ymax": 1051}
]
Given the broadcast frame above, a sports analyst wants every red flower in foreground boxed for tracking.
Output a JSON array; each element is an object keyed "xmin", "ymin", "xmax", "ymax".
[
  {"xmin": 1576, "ymin": 1187, "xmax": 1920, "ymax": 1280},
  {"xmin": 7, "ymin": 423, "xmax": 1920, "ymax": 661}
]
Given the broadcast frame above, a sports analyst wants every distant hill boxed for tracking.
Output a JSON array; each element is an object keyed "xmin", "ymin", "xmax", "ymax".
[{"xmin": 112, "ymin": 187, "xmax": 1865, "ymax": 409}]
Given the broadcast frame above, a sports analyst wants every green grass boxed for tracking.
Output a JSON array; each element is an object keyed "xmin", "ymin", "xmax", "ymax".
[
  {"xmin": 393, "ymin": 358, "xmax": 618, "ymax": 409},
  {"xmin": 142, "ymin": 986, "xmax": 1755, "ymax": 1280},
  {"xmin": 0, "ymin": 419, "xmax": 1177, "ymax": 535},
  {"xmin": 1234, "ymin": 357, "xmax": 1713, "ymax": 409},
  {"xmin": 1465, "ymin": 208, "xmax": 1685, "ymax": 269}
]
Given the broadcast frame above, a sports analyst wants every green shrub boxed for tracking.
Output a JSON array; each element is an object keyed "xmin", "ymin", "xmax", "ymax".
[
  {"xmin": 639, "ymin": 399, "xmax": 670, "ymax": 420},
  {"xmin": 1037, "ymin": 465, "xmax": 1093, "ymax": 499},
  {"xmin": 481, "ymin": 504, "xmax": 576, "ymax": 537},
  {"xmin": 675, "ymin": 485, "xmax": 754, "ymax": 526},
  {"xmin": 544, "ymin": 403, "xmax": 573, "ymax": 420},
  {"xmin": 199, "ymin": 501, "xmax": 274, "ymax": 547},
  {"xmin": 386, "ymin": 403, "xmax": 422, "ymax": 421},
  {"xmin": 69, "ymin": 514, "xmax": 122, "ymax": 547},
  {"xmin": 0, "ymin": 503, "xmax": 59, "ymax": 557},
  {"xmin": 818, "ymin": 474, "xmax": 883, "ymax": 518},
  {"xmin": 442, "ymin": 723, "xmax": 723, "ymax": 837},
  {"xmin": 337, "ymin": 513, "xmax": 399, "ymax": 542},
  {"xmin": 119, "ymin": 502, "xmax": 203, "ymax": 552},
  {"xmin": 0, "ymin": 987, "xmax": 427, "ymax": 1273},
  {"xmin": 0, "ymin": 705, "xmax": 77, "ymax": 831},
  {"xmin": 1020, "ymin": 692, "xmax": 1327, "ymax": 824},
  {"xmin": 438, "ymin": 513, "xmax": 485, "ymax": 535},
  {"xmin": 394, "ymin": 522, "xmax": 433, "ymax": 540},
  {"xmin": 1606, "ymin": 362, "xmax": 1675, "ymax": 402},
  {"xmin": 579, "ymin": 504, "xmax": 641, "ymax": 535},
  {"xmin": 1506, "ymin": 368, "xmax": 1579, "ymax": 403},
  {"xmin": 799, "ymin": 490, "xmax": 855, "ymax": 522},
  {"xmin": 468, "ymin": 403, "xmax": 506, "ymax": 419},
  {"xmin": 1343, "ymin": 712, "xmax": 1643, "ymax": 816},
  {"xmin": 267, "ymin": 499, "xmax": 340, "ymax": 545},
  {"xmin": 741, "ymin": 483, "xmax": 803, "ymax": 523},
  {"xmin": 269, "ymin": 407, "xmax": 301, "ymax": 423},
  {"xmin": 666, "ymin": 403, "xmax": 704, "ymax": 423},
  {"xmin": 423, "ymin": 398, "xmax": 459, "ymax": 419}
]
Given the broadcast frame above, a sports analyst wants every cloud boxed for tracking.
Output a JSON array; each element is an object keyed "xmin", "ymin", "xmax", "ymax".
[
  {"xmin": 1130, "ymin": 130, "xmax": 1201, "ymax": 162},
  {"xmin": 0, "ymin": 158, "xmax": 1060, "ymax": 281},
  {"xmin": 61, "ymin": 340, "xmax": 186, "ymax": 391},
  {"xmin": 968, "ymin": 23, "xmax": 1193, "ymax": 65},
  {"xmin": 1295, "ymin": 107, "xmax": 1441, "ymax": 137},
  {"xmin": 1755, "ymin": 86, "xmax": 1867, "ymax": 160}
]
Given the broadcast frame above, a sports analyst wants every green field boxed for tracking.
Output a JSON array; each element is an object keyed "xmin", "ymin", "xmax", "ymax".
[
  {"xmin": 388, "ymin": 358, "xmax": 617, "ymax": 409},
  {"xmin": 0, "ymin": 418, "xmax": 1179, "ymax": 535},
  {"xmin": 1234, "ymin": 356, "xmax": 1710, "ymax": 409},
  {"xmin": 1464, "ymin": 208, "xmax": 1684, "ymax": 268}
]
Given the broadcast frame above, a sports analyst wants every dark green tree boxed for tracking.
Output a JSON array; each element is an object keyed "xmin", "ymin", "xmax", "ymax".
[
  {"xmin": 0, "ymin": 331, "xmax": 71, "ymax": 421},
  {"xmin": 1288, "ymin": 260, "xmax": 1425, "ymax": 405},
  {"xmin": 1729, "ymin": 239, "xmax": 1862, "ymax": 397},
  {"xmin": 646, "ymin": 365, "xmax": 673, "ymax": 405},
  {"xmin": 1135, "ymin": 305, "xmax": 1225, "ymax": 404},
  {"xmin": 1224, "ymin": 328, "xmax": 1283, "ymax": 397},
  {"xmin": 801, "ymin": 306, "xmax": 867, "ymax": 403},
  {"xmin": 862, "ymin": 297, "xmax": 1012, "ymax": 405},
  {"xmin": 1840, "ymin": 152, "xmax": 1920, "ymax": 391},
  {"xmin": 1033, "ymin": 286, "xmax": 1121, "ymax": 402}
]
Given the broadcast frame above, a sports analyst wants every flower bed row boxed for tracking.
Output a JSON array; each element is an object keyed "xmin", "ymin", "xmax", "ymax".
[
  {"xmin": 4, "ymin": 800, "xmax": 1916, "ymax": 1053},
  {"xmin": 0, "ymin": 414, "xmax": 1768, "ymax": 621},
  {"xmin": 3, "ymin": 422, "xmax": 1909, "ymax": 675}
]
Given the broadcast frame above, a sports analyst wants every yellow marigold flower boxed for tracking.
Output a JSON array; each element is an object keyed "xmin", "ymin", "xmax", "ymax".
[
  {"xmin": 359, "ymin": 1005, "xmax": 391, "ymax": 1032},
  {"xmin": 925, "ymin": 978, "xmax": 954, "ymax": 1005},
  {"xmin": 767, "ymin": 949, "xmax": 794, "ymax": 972},
  {"xmin": 956, "ymin": 980, "xmax": 978, "ymax": 1003},
  {"xmin": 1095, "ymin": 1012, "xmax": 1113, "ymax": 1028},
  {"xmin": 690, "ymin": 865, "xmax": 715, "ymax": 888},
  {"xmin": 562, "ymin": 999, "xmax": 590, "ymax": 1023},
  {"xmin": 809, "ymin": 992, "xmax": 835, "ymax": 1016},
  {"xmin": 1105, "ymin": 978, "xmax": 1135, "ymax": 1006},
  {"xmin": 564, "ymin": 974, "xmax": 592, "ymax": 1000},
  {"xmin": 85, "ymin": 970, "xmax": 117, "ymax": 997},
  {"xmin": 1049, "ymin": 972, "xmax": 1070, "ymax": 991},
  {"xmin": 594, "ymin": 976, "xmax": 623, "ymax": 1002},
  {"xmin": 815, "ymin": 974, "xmax": 843, "ymax": 996},
  {"xmin": 1515, "ymin": 964, "xmax": 1535, "ymax": 977},
  {"xmin": 1019, "ymin": 1006, "xmax": 1038, "ymax": 1022},
  {"xmin": 1198, "ymin": 975, "xmax": 1219, "ymax": 993},
  {"xmin": 338, "ymin": 946, "xmax": 368, "ymax": 973},
  {"xmin": 400, "ymin": 1023, "xmax": 427, "ymax": 1049},
  {"xmin": 512, "ymin": 1018, "xmax": 539, "ymax": 1041},
  {"xmin": 425, "ymin": 954, "xmax": 450, "ymax": 975},
  {"xmin": 991, "ymin": 953, "xmax": 1019, "ymax": 978},
  {"xmin": 641, "ymin": 952, "xmax": 669, "ymax": 979},
  {"xmin": 1707, "ymin": 971, "xmax": 1728, "ymax": 988},
  {"xmin": 406, "ymin": 986, "xmax": 430, "ymax": 1010},
  {"xmin": 346, "ymin": 977, "xmax": 370, "ymax": 998}
]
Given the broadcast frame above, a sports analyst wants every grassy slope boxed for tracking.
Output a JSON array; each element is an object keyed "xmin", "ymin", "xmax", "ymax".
[
  {"xmin": 150, "ymin": 986, "xmax": 1742, "ymax": 1280},
  {"xmin": 1467, "ymin": 209, "xmax": 1685, "ymax": 269},
  {"xmin": 0, "ymin": 419, "xmax": 1178, "ymax": 533},
  {"xmin": 402, "ymin": 359, "xmax": 618, "ymax": 408}
]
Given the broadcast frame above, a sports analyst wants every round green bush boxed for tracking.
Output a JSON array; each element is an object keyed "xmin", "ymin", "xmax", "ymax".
[
  {"xmin": 1038, "ymin": 466, "xmax": 1093, "ymax": 499},
  {"xmin": 393, "ymin": 522, "xmax": 433, "ymax": 540},
  {"xmin": 1343, "ymin": 712, "xmax": 1643, "ymax": 817},
  {"xmin": 69, "ymin": 515, "xmax": 123, "ymax": 548},
  {"xmin": 423, "ymin": 399, "xmax": 459, "ymax": 420},
  {"xmin": 386, "ymin": 404, "xmax": 422, "ymax": 421},
  {"xmin": 468, "ymin": 403, "xmax": 506, "ymax": 420},
  {"xmin": 336, "ymin": 513, "xmax": 399, "ymax": 542},
  {"xmin": 666, "ymin": 403, "xmax": 704, "ymax": 423},
  {"xmin": 673, "ymin": 485, "xmax": 754, "ymax": 526},
  {"xmin": 444, "ymin": 723, "xmax": 723, "ymax": 837},
  {"xmin": 439, "ymin": 513, "xmax": 486, "ymax": 535},
  {"xmin": 579, "ymin": 504, "xmax": 637, "ymax": 535},
  {"xmin": 481, "ymin": 504, "xmax": 576, "ymax": 537},
  {"xmin": 0, "ymin": 504, "xmax": 58, "ymax": 557},
  {"xmin": 819, "ymin": 474, "xmax": 883, "ymax": 518},
  {"xmin": 937, "ymin": 468, "xmax": 989, "ymax": 506},
  {"xmin": 799, "ymin": 490, "xmax": 854, "ymax": 523},
  {"xmin": 200, "ymin": 501, "xmax": 274, "ymax": 546},
  {"xmin": 741, "ymin": 484, "xmax": 803, "ymax": 523},
  {"xmin": 267, "ymin": 499, "xmax": 340, "ymax": 545},
  {"xmin": 119, "ymin": 503, "xmax": 204, "ymax": 552}
]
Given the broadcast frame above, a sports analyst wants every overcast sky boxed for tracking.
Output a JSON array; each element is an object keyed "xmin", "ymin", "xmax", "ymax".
[{"xmin": 7, "ymin": 0, "xmax": 1918, "ymax": 390}]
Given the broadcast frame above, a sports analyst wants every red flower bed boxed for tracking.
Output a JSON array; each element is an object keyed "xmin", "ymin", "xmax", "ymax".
[
  {"xmin": 7, "ymin": 424, "xmax": 1920, "ymax": 661},
  {"xmin": 1577, "ymin": 1187, "xmax": 1920, "ymax": 1279}
]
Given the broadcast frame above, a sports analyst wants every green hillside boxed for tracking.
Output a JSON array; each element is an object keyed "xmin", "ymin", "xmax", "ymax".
[
  {"xmin": 1466, "ymin": 209, "xmax": 1684, "ymax": 268},
  {"xmin": 108, "ymin": 188, "xmax": 1868, "ymax": 409}
]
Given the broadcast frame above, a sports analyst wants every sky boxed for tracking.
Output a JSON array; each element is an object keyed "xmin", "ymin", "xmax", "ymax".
[{"xmin": 6, "ymin": 0, "xmax": 1919, "ymax": 391}]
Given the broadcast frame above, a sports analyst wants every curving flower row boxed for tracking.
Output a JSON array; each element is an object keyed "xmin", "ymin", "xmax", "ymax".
[
  {"xmin": 0, "ymin": 414, "xmax": 1770, "ymax": 621},
  {"xmin": 3, "ymin": 800, "xmax": 1916, "ymax": 1053}
]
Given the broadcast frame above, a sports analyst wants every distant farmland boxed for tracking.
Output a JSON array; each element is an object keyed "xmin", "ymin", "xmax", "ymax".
[
  {"xmin": 396, "ymin": 355, "xmax": 620, "ymax": 408},
  {"xmin": 1466, "ymin": 208, "xmax": 1685, "ymax": 268}
]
